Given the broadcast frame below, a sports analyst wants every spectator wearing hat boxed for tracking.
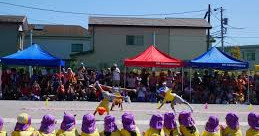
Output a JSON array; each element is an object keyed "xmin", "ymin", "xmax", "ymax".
[
  {"xmin": 81, "ymin": 114, "xmax": 99, "ymax": 136},
  {"xmin": 201, "ymin": 116, "xmax": 221, "ymax": 136},
  {"xmin": 99, "ymin": 115, "xmax": 121, "ymax": 136},
  {"xmin": 0, "ymin": 116, "xmax": 7, "ymax": 136},
  {"xmin": 37, "ymin": 114, "xmax": 56, "ymax": 136},
  {"xmin": 56, "ymin": 113, "xmax": 79, "ymax": 136},
  {"xmin": 222, "ymin": 112, "xmax": 242, "ymax": 136},
  {"xmin": 120, "ymin": 113, "xmax": 141, "ymax": 136},
  {"xmin": 11, "ymin": 113, "xmax": 36, "ymax": 136},
  {"xmin": 144, "ymin": 114, "xmax": 165, "ymax": 136},
  {"xmin": 163, "ymin": 112, "xmax": 181, "ymax": 136},
  {"xmin": 157, "ymin": 83, "xmax": 193, "ymax": 113},
  {"xmin": 246, "ymin": 112, "xmax": 259, "ymax": 136},
  {"xmin": 178, "ymin": 111, "xmax": 200, "ymax": 136}
]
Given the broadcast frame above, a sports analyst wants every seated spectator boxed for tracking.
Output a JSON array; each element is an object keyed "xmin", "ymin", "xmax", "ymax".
[
  {"xmin": 144, "ymin": 114, "xmax": 165, "ymax": 136},
  {"xmin": 31, "ymin": 81, "xmax": 41, "ymax": 101},
  {"xmin": 11, "ymin": 113, "xmax": 36, "ymax": 136},
  {"xmin": 120, "ymin": 113, "xmax": 141, "ymax": 136},
  {"xmin": 57, "ymin": 82, "xmax": 65, "ymax": 101},
  {"xmin": 37, "ymin": 114, "xmax": 56, "ymax": 136},
  {"xmin": 0, "ymin": 116, "xmax": 7, "ymax": 136},
  {"xmin": 178, "ymin": 111, "xmax": 200, "ymax": 136},
  {"xmin": 202, "ymin": 116, "xmax": 221, "ymax": 136},
  {"xmin": 19, "ymin": 83, "xmax": 30, "ymax": 100},
  {"xmin": 81, "ymin": 114, "xmax": 99, "ymax": 136},
  {"xmin": 246, "ymin": 112, "xmax": 259, "ymax": 136},
  {"xmin": 57, "ymin": 113, "xmax": 79, "ymax": 136},
  {"xmin": 163, "ymin": 112, "xmax": 180, "ymax": 136},
  {"xmin": 99, "ymin": 115, "xmax": 121, "ymax": 136},
  {"xmin": 222, "ymin": 112, "xmax": 242, "ymax": 136}
]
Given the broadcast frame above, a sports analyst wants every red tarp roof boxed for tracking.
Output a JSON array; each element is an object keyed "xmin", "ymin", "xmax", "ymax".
[{"xmin": 124, "ymin": 45, "xmax": 184, "ymax": 68}]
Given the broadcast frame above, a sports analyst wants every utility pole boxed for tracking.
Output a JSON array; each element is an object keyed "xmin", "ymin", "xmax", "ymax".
[
  {"xmin": 207, "ymin": 4, "xmax": 211, "ymax": 50},
  {"xmin": 153, "ymin": 31, "xmax": 156, "ymax": 47},
  {"xmin": 220, "ymin": 7, "xmax": 224, "ymax": 52}
]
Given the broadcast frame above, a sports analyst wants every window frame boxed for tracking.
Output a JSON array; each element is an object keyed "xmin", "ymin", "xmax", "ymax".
[
  {"xmin": 71, "ymin": 44, "xmax": 84, "ymax": 53},
  {"xmin": 126, "ymin": 35, "xmax": 144, "ymax": 46}
]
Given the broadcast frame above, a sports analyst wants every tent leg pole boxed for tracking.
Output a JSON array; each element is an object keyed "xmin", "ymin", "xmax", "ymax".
[
  {"xmin": 124, "ymin": 67, "xmax": 126, "ymax": 88},
  {"xmin": 59, "ymin": 65, "xmax": 62, "ymax": 82},
  {"xmin": 189, "ymin": 68, "xmax": 192, "ymax": 103},
  {"xmin": 247, "ymin": 69, "xmax": 250, "ymax": 104},
  {"xmin": 181, "ymin": 68, "xmax": 184, "ymax": 93}
]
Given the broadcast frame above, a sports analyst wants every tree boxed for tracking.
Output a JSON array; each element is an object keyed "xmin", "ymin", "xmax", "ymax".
[{"xmin": 230, "ymin": 46, "xmax": 241, "ymax": 59}]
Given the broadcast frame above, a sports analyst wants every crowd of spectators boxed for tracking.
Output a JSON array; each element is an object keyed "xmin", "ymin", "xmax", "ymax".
[{"xmin": 1, "ymin": 63, "xmax": 258, "ymax": 104}]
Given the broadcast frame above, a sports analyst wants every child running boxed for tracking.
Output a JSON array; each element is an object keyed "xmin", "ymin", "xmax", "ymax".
[{"xmin": 157, "ymin": 82, "xmax": 193, "ymax": 113}]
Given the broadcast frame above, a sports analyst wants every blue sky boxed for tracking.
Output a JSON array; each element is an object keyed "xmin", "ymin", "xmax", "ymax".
[{"xmin": 1, "ymin": 0, "xmax": 259, "ymax": 46}]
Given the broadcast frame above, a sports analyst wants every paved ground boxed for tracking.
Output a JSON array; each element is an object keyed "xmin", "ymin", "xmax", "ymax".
[{"xmin": 0, "ymin": 100, "xmax": 258, "ymax": 135}]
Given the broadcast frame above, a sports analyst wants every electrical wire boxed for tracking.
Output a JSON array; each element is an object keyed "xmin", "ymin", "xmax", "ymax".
[{"xmin": 0, "ymin": 1, "xmax": 207, "ymax": 17}]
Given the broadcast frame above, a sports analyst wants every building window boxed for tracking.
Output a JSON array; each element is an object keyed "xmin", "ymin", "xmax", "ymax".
[
  {"xmin": 246, "ymin": 52, "xmax": 255, "ymax": 61},
  {"xmin": 71, "ymin": 44, "xmax": 83, "ymax": 52},
  {"xmin": 126, "ymin": 35, "xmax": 144, "ymax": 46}
]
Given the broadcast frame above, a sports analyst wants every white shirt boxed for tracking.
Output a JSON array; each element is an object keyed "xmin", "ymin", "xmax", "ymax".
[
  {"xmin": 112, "ymin": 67, "xmax": 120, "ymax": 81},
  {"xmin": 137, "ymin": 87, "xmax": 146, "ymax": 98}
]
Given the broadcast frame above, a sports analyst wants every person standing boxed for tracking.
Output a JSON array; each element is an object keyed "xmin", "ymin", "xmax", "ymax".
[{"xmin": 111, "ymin": 64, "xmax": 120, "ymax": 87}]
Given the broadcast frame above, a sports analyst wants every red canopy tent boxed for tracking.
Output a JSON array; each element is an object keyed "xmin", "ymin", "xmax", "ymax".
[{"xmin": 124, "ymin": 45, "xmax": 185, "ymax": 68}]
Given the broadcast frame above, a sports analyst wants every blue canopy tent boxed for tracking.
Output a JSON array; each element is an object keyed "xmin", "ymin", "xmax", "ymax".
[
  {"xmin": 0, "ymin": 43, "xmax": 65, "ymax": 67},
  {"xmin": 188, "ymin": 47, "xmax": 250, "ymax": 103},
  {"xmin": 190, "ymin": 47, "xmax": 249, "ymax": 70}
]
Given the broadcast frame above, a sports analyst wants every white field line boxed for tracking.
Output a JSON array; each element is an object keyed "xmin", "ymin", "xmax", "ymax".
[
  {"xmin": 3, "ymin": 118, "xmax": 248, "ymax": 126},
  {"xmin": 21, "ymin": 107, "xmax": 255, "ymax": 115}
]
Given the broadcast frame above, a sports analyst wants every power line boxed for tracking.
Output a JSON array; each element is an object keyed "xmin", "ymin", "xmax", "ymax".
[
  {"xmin": 226, "ymin": 36, "xmax": 259, "ymax": 39},
  {"xmin": 0, "ymin": 1, "xmax": 206, "ymax": 17}
]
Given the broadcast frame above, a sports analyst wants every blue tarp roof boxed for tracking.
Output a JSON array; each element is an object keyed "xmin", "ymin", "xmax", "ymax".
[
  {"xmin": 190, "ymin": 47, "xmax": 249, "ymax": 70},
  {"xmin": 0, "ymin": 44, "xmax": 65, "ymax": 67}
]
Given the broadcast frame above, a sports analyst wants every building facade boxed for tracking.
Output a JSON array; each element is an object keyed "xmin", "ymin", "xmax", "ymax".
[
  {"xmin": 225, "ymin": 45, "xmax": 259, "ymax": 70},
  {"xmin": 0, "ymin": 15, "xmax": 28, "ymax": 57},
  {"xmin": 240, "ymin": 45, "xmax": 259, "ymax": 70},
  {"xmin": 71, "ymin": 17, "xmax": 211, "ymax": 69},
  {"xmin": 24, "ymin": 24, "xmax": 92, "ymax": 60}
]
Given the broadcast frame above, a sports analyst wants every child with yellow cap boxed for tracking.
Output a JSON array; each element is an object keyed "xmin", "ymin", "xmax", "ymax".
[{"xmin": 11, "ymin": 113, "xmax": 37, "ymax": 136}]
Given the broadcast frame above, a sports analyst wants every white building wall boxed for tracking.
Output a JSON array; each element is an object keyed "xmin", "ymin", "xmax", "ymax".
[{"xmin": 24, "ymin": 37, "xmax": 91, "ymax": 60}]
